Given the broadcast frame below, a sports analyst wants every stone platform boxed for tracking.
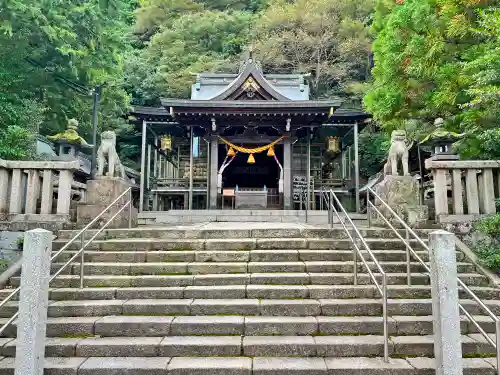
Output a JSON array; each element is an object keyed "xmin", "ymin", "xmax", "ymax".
[
  {"xmin": 77, "ymin": 178, "xmax": 137, "ymax": 229},
  {"xmin": 138, "ymin": 210, "xmax": 367, "ymax": 226}
]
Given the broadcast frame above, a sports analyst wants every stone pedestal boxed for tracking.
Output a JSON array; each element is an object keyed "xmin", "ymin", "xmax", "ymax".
[
  {"xmin": 371, "ymin": 175, "xmax": 428, "ymax": 228},
  {"xmin": 77, "ymin": 178, "xmax": 137, "ymax": 228}
]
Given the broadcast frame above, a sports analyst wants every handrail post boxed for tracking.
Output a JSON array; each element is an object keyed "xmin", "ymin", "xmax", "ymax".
[
  {"xmin": 382, "ymin": 273, "xmax": 389, "ymax": 363},
  {"xmin": 496, "ymin": 320, "xmax": 500, "ymax": 375},
  {"xmin": 352, "ymin": 230, "xmax": 358, "ymax": 286},
  {"xmin": 366, "ymin": 193, "xmax": 371, "ymax": 227},
  {"xmin": 329, "ymin": 191, "xmax": 333, "ymax": 229},
  {"xmin": 128, "ymin": 189, "xmax": 133, "ymax": 228},
  {"xmin": 79, "ymin": 234, "xmax": 85, "ymax": 289},
  {"xmin": 405, "ymin": 227, "xmax": 411, "ymax": 286}
]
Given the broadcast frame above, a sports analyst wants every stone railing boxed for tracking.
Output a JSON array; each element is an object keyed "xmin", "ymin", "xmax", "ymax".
[
  {"xmin": 425, "ymin": 159, "xmax": 500, "ymax": 222},
  {"xmin": 0, "ymin": 160, "xmax": 82, "ymax": 227}
]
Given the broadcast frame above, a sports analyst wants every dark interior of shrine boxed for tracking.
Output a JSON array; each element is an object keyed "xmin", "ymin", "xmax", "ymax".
[{"xmin": 219, "ymin": 144, "xmax": 283, "ymax": 189}]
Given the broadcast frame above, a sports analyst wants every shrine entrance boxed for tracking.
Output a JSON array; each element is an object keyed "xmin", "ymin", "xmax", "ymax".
[{"xmin": 219, "ymin": 144, "xmax": 283, "ymax": 189}]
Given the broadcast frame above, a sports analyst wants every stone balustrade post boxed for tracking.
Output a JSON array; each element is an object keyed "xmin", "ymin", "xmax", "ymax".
[
  {"xmin": 15, "ymin": 229, "xmax": 52, "ymax": 375},
  {"xmin": 0, "ymin": 162, "xmax": 9, "ymax": 217},
  {"xmin": 429, "ymin": 230, "xmax": 463, "ymax": 375},
  {"xmin": 426, "ymin": 160, "xmax": 500, "ymax": 223}
]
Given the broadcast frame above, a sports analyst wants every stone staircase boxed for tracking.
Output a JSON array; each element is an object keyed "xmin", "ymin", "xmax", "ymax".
[{"xmin": 0, "ymin": 224, "xmax": 498, "ymax": 374}]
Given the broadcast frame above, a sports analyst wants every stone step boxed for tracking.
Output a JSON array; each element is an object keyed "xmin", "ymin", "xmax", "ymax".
[
  {"xmin": 48, "ymin": 261, "xmax": 477, "ymax": 276},
  {"xmin": 55, "ymin": 227, "xmax": 432, "ymax": 241},
  {"xmin": 1, "ymin": 315, "xmax": 496, "ymax": 338},
  {"xmin": 51, "ymin": 238, "xmax": 429, "ymax": 251},
  {"xmin": 0, "ymin": 334, "xmax": 495, "ymax": 358},
  {"xmin": 1, "ymin": 284, "xmax": 498, "ymax": 302},
  {"xmin": 0, "ymin": 356, "xmax": 495, "ymax": 375},
  {"xmin": 1, "ymin": 298, "xmax": 499, "ymax": 318},
  {"xmin": 10, "ymin": 272, "xmax": 488, "ymax": 288},
  {"xmin": 52, "ymin": 249, "xmax": 467, "ymax": 263}
]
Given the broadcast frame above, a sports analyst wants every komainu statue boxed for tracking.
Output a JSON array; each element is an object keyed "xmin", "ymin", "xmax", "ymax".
[
  {"xmin": 96, "ymin": 131, "xmax": 126, "ymax": 179},
  {"xmin": 384, "ymin": 130, "xmax": 414, "ymax": 176}
]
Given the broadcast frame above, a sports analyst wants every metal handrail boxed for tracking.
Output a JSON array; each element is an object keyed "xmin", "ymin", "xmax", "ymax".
[
  {"xmin": 367, "ymin": 186, "xmax": 500, "ymax": 374},
  {"xmin": 0, "ymin": 187, "xmax": 133, "ymax": 336},
  {"xmin": 321, "ymin": 188, "xmax": 389, "ymax": 362}
]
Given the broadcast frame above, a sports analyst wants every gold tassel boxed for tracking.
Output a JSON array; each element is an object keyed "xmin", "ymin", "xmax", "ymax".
[
  {"xmin": 267, "ymin": 147, "xmax": 275, "ymax": 157},
  {"xmin": 247, "ymin": 153, "xmax": 256, "ymax": 164},
  {"xmin": 227, "ymin": 147, "xmax": 235, "ymax": 157}
]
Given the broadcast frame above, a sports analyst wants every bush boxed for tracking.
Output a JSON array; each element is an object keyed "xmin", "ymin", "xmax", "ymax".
[
  {"xmin": 0, "ymin": 125, "xmax": 35, "ymax": 160},
  {"xmin": 472, "ymin": 210, "xmax": 500, "ymax": 273},
  {"xmin": 473, "ymin": 240, "xmax": 500, "ymax": 271},
  {"xmin": 358, "ymin": 130, "xmax": 390, "ymax": 179}
]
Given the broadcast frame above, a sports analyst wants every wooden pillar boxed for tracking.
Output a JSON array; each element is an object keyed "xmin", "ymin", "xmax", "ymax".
[
  {"xmin": 139, "ymin": 120, "xmax": 147, "ymax": 213},
  {"xmin": 188, "ymin": 126, "xmax": 194, "ymax": 210},
  {"xmin": 209, "ymin": 136, "xmax": 219, "ymax": 209},
  {"xmin": 283, "ymin": 137, "xmax": 292, "ymax": 210},
  {"xmin": 354, "ymin": 122, "xmax": 360, "ymax": 213}
]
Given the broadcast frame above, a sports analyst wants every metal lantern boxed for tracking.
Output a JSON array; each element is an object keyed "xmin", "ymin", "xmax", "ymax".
[
  {"xmin": 161, "ymin": 136, "xmax": 172, "ymax": 151},
  {"xmin": 326, "ymin": 136, "xmax": 340, "ymax": 153}
]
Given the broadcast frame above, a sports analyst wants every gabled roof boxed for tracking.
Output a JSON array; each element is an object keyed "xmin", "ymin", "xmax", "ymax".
[{"xmin": 207, "ymin": 58, "xmax": 291, "ymax": 101}]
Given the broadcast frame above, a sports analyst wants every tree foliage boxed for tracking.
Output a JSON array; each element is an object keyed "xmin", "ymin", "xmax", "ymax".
[
  {"xmin": 0, "ymin": 0, "xmax": 135, "ymax": 145},
  {"xmin": 253, "ymin": 0, "xmax": 374, "ymax": 101},
  {"xmin": 127, "ymin": 9, "xmax": 254, "ymax": 103},
  {"xmin": 365, "ymin": 0, "xmax": 499, "ymax": 159}
]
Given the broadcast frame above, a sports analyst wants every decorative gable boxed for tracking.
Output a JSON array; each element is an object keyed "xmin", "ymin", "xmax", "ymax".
[{"xmin": 208, "ymin": 59, "xmax": 291, "ymax": 101}]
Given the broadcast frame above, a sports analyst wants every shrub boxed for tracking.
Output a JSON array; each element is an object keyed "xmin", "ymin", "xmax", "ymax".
[
  {"xmin": 472, "ymin": 210, "xmax": 500, "ymax": 273},
  {"xmin": 0, "ymin": 125, "xmax": 35, "ymax": 160}
]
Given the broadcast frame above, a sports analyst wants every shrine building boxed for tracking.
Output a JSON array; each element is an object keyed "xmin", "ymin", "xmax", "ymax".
[{"xmin": 129, "ymin": 56, "xmax": 370, "ymax": 213}]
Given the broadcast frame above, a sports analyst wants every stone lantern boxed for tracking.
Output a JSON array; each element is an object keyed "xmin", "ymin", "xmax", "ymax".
[
  {"xmin": 47, "ymin": 119, "xmax": 93, "ymax": 158},
  {"xmin": 419, "ymin": 118, "xmax": 464, "ymax": 161}
]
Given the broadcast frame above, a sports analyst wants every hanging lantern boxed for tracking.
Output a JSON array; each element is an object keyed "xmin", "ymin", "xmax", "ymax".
[
  {"xmin": 227, "ymin": 147, "xmax": 236, "ymax": 157},
  {"xmin": 161, "ymin": 136, "xmax": 172, "ymax": 151},
  {"xmin": 267, "ymin": 147, "xmax": 275, "ymax": 157},
  {"xmin": 326, "ymin": 136, "xmax": 340, "ymax": 153},
  {"xmin": 247, "ymin": 154, "xmax": 256, "ymax": 164}
]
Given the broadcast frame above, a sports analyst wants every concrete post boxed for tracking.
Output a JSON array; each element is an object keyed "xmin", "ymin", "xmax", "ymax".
[
  {"xmin": 25, "ymin": 170, "xmax": 40, "ymax": 214},
  {"xmin": 479, "ymin": 169, "xmax": 496, "ymax": 214},
  {"xmin": 451, "ymin": 169, "xmax": 463, "ymax": 215},
  {"xmin": 465, "ymin": 169, "xmax": 480, "ymax": 214},
  {"xmin": 0, "ymin": 167, "xmax": 10, "ymax": 216},
  {"xmin": 40, "ymin": 170, "xmax": 54, "ymax": 214},
  {"xmin": 434, "ymin": 169, "xmax": 449, "ymax": 217},
  {"xmin": 429, "ymin": 230, "xmax": 463, "ymax": 375},
  {"xmin": 15, "ymin": 229, "xmax": 52, "ymax": 375},
  {"xmin": 9, "ymin": 169, "xmax": 23, "ymax": 214},
  {"xmin": 283, "ymin": 138, "xmax": 292, "ymax": 210},
  {"xmin": 56, "ymin": 170, "xmax": 72, "ymax": 215},
  {"xmin": 209, "ymin": 137, "xmax": 218, "ymax": 209}
]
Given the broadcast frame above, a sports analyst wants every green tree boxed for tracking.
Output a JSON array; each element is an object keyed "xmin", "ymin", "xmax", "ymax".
[
  {"xmin": 0, "ymin": 0, "xmax": 135, "ymax": 142},
  {"xmin": 127, "ymin": 9, "xmax": 254, "ymax": 102},
  {"xmin": 365, "ymin": 0, "xmax": 499, "ymax": 159},
  {"xmin": 253, "ymin": 0, "xmax": 375, "ymax": 100}
]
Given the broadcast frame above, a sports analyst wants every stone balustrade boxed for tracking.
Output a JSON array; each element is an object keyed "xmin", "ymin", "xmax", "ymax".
[
  {"xmin": 0, "ymin": 160, "xmax": 82, "ymax": 228},
  {"xmin": 425, "ymin": 159, "xmax": 500, "ymax": 222}
]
